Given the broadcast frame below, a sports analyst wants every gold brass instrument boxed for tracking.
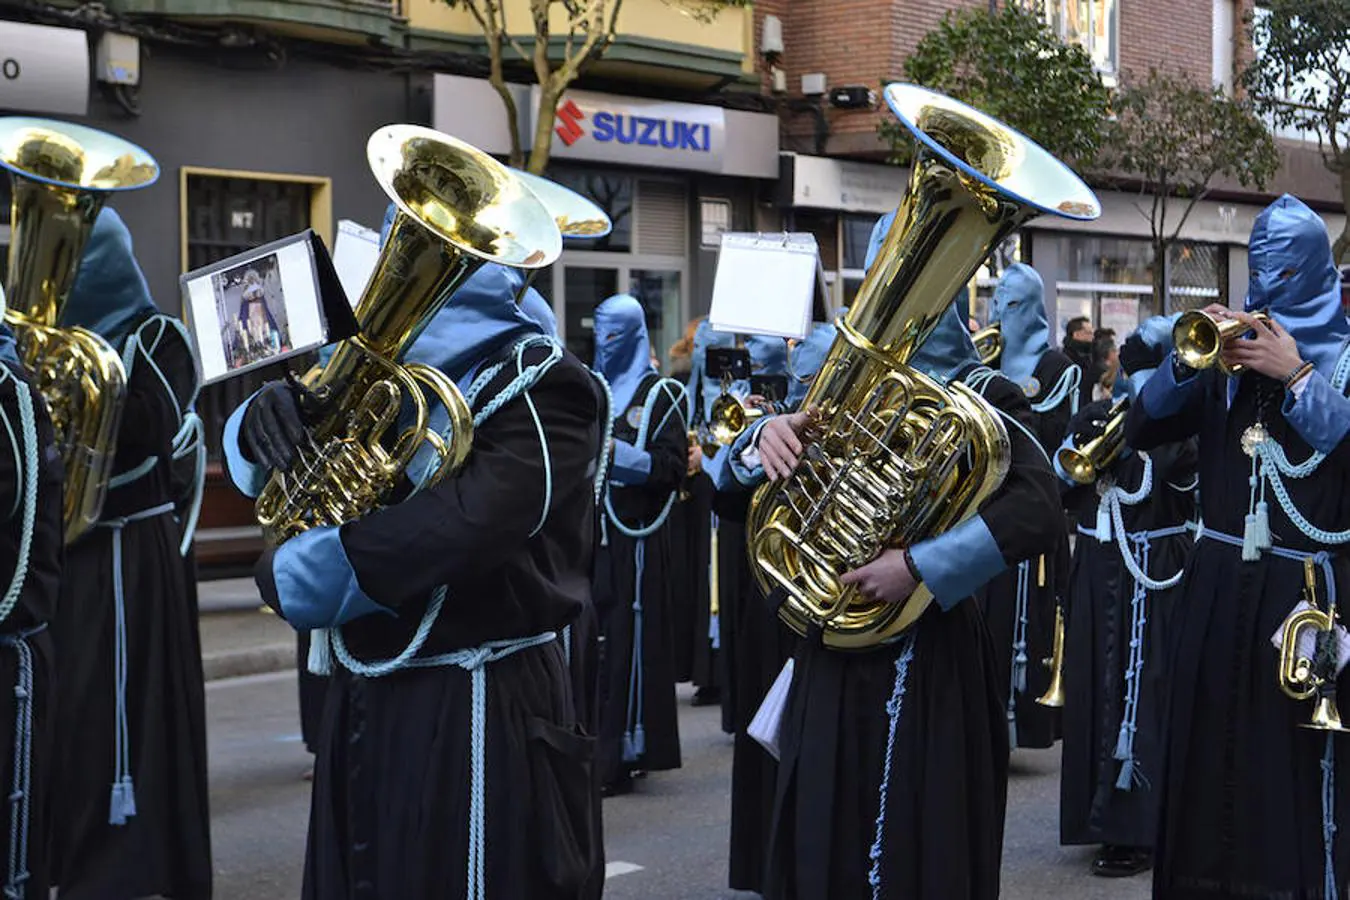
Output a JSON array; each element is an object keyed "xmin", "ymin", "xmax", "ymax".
[
  {"xmin": 1056, "ymin": 397, "xmax": 1131, "ymax": 486},
  {"xmin": 708, "ymin": 374, "xmax": 764, "ymax": 446},
  {"xmin": 510, "ymin": 169, "xmax": 611, "ymax": 303},
  {"xmin": 253, "ymin": 125, "xmax": 561, "ymax": 546},
  {"xmin": 1277, "ymin": 559, "xmax": 1350, "ymax": 733},
  {"xmin": 1037, "ymin": 604, "xmax": 1067, "ymax": 708},
  {"xmin": 1172, "ymin": 309, "xmax": 1271, "ymax": 375},
  {"xmin": 746, "ymin": 83, "xmax": 1102, "ymax": 650},
  {"xmin": 0, "ymin": 118, "xmax": 159, "ymax": 543},
  {"xmin": 973, "ymin": 324, "xmax": 1002, "ymax": 366}
]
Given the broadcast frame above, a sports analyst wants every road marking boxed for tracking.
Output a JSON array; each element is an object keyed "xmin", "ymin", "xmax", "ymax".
[
  {"xmin": 605, "ymin": 861, "xmax": 643, "ymax": 879},
  {"xmin": 205, "ymin": 670, "xmax": 296, "ymax": 691}
]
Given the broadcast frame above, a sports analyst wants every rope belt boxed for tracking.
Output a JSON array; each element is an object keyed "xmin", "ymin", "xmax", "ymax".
[
  {"xmin": 1007, "ymin": 559, "xmax": 1032, "ymax": 748},
  {"xmin": 1200, "ymin": 526, "xmax": 1341, "ymax": 900},
  {"xmin": 0, "ymin": 624, "xmax": 42, "ymax": 900},
  {"xmin": 623, "ymin": 539, "xmax": 647, "ymax": 764},
  {"xmin": 96, "ymin": 500, "xmax": 175, "ymax": 826},
  {"xmin": 867, "ymin": 633, "xmax": 917, "ymax": 899}
]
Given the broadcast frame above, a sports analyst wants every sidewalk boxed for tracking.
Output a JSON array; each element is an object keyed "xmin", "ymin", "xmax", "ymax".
[{"xmin": 199, "ymin": 578, "xmax": 296, "ymax": 681}]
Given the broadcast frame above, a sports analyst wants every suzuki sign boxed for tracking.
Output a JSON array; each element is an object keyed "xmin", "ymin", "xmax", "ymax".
[{"xmin": 538, "ymin": 88, "xmax": 725, "ymax": 173}]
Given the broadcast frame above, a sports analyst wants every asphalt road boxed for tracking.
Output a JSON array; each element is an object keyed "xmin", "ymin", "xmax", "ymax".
[{"xmin": 204, "ymin": 673, "xmax": 1151, "ymax": 900}]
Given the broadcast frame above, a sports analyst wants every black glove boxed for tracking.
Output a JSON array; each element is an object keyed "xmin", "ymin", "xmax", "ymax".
[
  {"xmin": 253, "ymin": 545, "xmax": 283, "ymax": 620},
  {"xmin": 1118, "ymin": 334, "xmax": 1166, "ymax": 377},
  {"xmin": 1069, "ymin": 400, "xmax": 1114, "ymax": 445},
  {"xmin": 242, "ymin": 380, "xmax": 307, "ymax": 471}
]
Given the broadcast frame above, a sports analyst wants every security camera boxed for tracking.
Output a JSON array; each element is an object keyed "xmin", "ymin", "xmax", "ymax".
[{"xmin": 828, "ymin": 86, "xmax": 876, "ymax": 110}]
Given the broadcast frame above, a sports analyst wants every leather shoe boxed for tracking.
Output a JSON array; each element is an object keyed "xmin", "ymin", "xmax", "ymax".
[{"xmin": 1092, "ymin": 845, "xmax": 1152, "ymax": 878}]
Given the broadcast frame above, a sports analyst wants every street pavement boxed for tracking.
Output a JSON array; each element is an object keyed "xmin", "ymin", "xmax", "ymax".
[{"xmin": 203, "ymin": 663, "xmax": 1153, "ymax": 900}]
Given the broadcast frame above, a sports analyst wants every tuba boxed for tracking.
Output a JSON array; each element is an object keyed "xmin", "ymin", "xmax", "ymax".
[
  {"xmin": 973, "ymin": 324, "xmax": 1002, "ymax": 366},
  {"xmin": 0, "ymin": 118, "xmax": 159, "ymax": 544},
  {"xmin": 1172, "ymin": 309, "xmax": 1270, "ymax": 375},
  {"xmin": 253, "ymin": 126, "xmax": 561, "ymax": 546},
  {"xmin": 746, "ymin": 84, "xmax": 1101, "ymax": 650},
  {"xmin": 1277, "ymin": 559, "xmax": 1350, "ymax": 733},
  {"xmin": 509, "ymin": 169, "xmax": 611, "ymax": 303},
  {"xmin": 1056, "ymin": 397, "xmax": 1130, "ymax": 485}
]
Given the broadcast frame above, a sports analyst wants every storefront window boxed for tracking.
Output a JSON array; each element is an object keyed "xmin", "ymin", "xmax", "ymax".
[
  {"xmin": 630, "ymin": 269, "xmax": 682, "ymax": 373},
  {"xmin": 549, "ymin": 168, "xmax": 633, "ymax": 253},
  {"xmin": 1034, "ymin": 0, "xmax": 1119, "ymax": 76}
]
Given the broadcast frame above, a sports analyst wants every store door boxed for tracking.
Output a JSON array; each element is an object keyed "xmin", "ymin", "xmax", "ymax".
[{"xmin": 552, "ymin": 262, "xmax": 685, "ymax": 371}]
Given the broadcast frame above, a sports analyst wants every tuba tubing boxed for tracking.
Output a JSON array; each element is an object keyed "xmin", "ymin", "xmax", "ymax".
[{"xmin": 745, "ymin": 84, "xmax": 1102, "ymax": 650}]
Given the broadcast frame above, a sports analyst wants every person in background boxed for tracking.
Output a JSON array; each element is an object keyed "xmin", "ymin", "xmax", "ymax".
[
  {"xmin": 1094, "ymin": 332, "xmax": 1119, "ymax": 402},
  {"xmin": 1064, "ymin": 316, "xmax": 1100, "ymax": 409},
  {"xmin": 664, "ymin": 319, "xmax": 703, "ymax": 690}
]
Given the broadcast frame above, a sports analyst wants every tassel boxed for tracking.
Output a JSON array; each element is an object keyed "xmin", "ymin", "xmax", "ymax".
[
  {"xmin": 709, "ymin": 613, "xmax": 720, "ymax": 650},
  {"xmin": 633, "ymin": 724, "xmax": 646, "ymax": 758},
  {"xmin": 600, "ymin": 516, "xmax": 609, "ymax": 548},
  {"xmin": 1253, "ymin": 500, "xmax": 1272, "ymax": 550},
  {"xmin": 1242, "ymin": 513, "xmax": 1262, "ymax": 561},
  {"xmin": 1115, "ymin": 758, "xmax": 1136, "ymax": 792},
  {"xmin": 1007, "ymin": 713, "xmax": 1018, "ymax": 749},
  {"xmin": 307, "ymin": 629, "xmax": 333, "ymax": 676},
  {"xmin": 1096, "ymin": 500, "xmax": 1112, "ymax": 542},
  {"xmin": 1113, "ymin": 723, "xmax": 1132, "ymax": 761},
  {"xmin": 1012, "ymin": 650, "xmax": 1028, "ymax": 694},
  {"xmin": 108, "ymin": 777, "xmax": 136, "ymax": 826},
  {"xmin": 622, "ymin": 732, "xmax": 638, "ymax": 763}
]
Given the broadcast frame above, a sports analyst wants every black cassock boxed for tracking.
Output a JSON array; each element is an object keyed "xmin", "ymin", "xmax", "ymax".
[
  {"xmin": 663, "ymin": 361, "xmax": 697, "ymax": 685},
  {"xmin": 1127, "ymin": 365, "xmax": 1350, "ymax": 899},
  {"xmin": 977, "ymin": 350, "xmax": 1074, "ymax": 749},
  {"xmin": 764, "ymin": 367, "xmax": 1062, "ymax": 900},
  {"xmin": 299, "ymin": 345, "xmax": 604, "ymax": 899},
  {"xmin": 683, "ymin": 472, "xmax": 718, "ymax": 691},
  {"xmin": 594, "ymin": 372, "xmax": 687, "ymax": 789},
  {"xmin": 296, "ymin": 631, "xmax": 326, "ymax": 754},
  {"xmin": 48, "ymin": 315, "xmax": 212, "ymax": 900},
  {"xmin": 0, "ymin": 358, "xmax": 62, "ymax": 899},
  {"xmin": 1059, "ymin": 442, "xmax": 1197, "ymax": 850}
]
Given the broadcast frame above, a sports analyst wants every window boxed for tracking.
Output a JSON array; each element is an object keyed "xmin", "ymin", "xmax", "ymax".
[
  {"xmin": 1250, "ymin": 5, "xmax": 1346, "ymax": 143},
  {"xmin": 700, "ymin": 198, "xmax": 732, "ymax": 248},
  {"xmin": 180, "ymin": 167, "xmax": 332, "ymax": 463},
  {"xmin": 548, "ymin": 168, "xmax": 634, "ymax": 252},
  {"xmin": 1212, "ymin": 0, "xmax": 1236, "ymax": 95},
  {"xmin": 1035, "ymin": 0, "xmax": 1119, "ymax": 77}
]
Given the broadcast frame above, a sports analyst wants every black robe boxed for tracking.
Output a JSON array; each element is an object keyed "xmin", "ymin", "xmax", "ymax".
[
  {"xmin": 685, "ymin": 472, "xmax": 719, "ymax": 691},
  {"xmin": 1127, "ymin": 364, "xmax": 1350, "ymax": 899},
  {"xmin": 594, "ymin": 373, "xmax": 687, "ymax": 787},
  {"xmin": 763, "ymin": 367, "xmax": 1063, "ymax": 900},
  {"xmin": 664, "ymin": 361, "xmax": 697, "ymax": 684},
  {"xmin": 48, "ymin": 315, "xmax": 213, "ymax": 900},
  {"xmin": 715, "ymin": 487, "xmax": 755, "ymax": 736},
  {"xmin": 296, "ymin": 631, "xmax": 326, "ymax": 754},
  {"xmin": 0, "ymin": 358, "xmax": 62, "ymax": 900},
  {"xmin": 977, "ymin": 350, "xmax": 1075, "ymax": 749},
  {"xmin": 1059, "ymin": 442, "xmax": 1197, "ymax": 850},
  {"xmin": 292, "ymin": 344, "xmax": 604, "ymax": 900}
]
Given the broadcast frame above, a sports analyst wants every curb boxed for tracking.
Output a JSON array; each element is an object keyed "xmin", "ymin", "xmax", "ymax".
[{"xmin": 203, "ymin": 643, "xmax": 293, "ymax": 682}]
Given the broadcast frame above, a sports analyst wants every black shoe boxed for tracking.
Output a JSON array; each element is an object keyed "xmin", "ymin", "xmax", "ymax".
[
  {"xmin": 1092, "ymin": 845, "xmax": 1152, "ymax": 878},
  {"xmin": 601, "ymin": 776, "xmax": 634, "ymax": 798},
  {"xmin": 691, "ymin": 687, "xmax": 722, "ymax": 707}
]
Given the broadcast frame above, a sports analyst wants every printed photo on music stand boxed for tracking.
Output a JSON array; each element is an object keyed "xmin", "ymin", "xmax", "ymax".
[{"xmin": 211, "ymin": 253, "xmax": 293, "ymax": 372}]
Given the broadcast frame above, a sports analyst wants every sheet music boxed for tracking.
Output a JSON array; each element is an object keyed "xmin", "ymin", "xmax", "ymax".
[
  {"xmin": 709, "ymin": 232, "xmax": 818, "ymax": 340},
  {"xmin": 333, "ymin": 219, "xmax": 381, "ymax": 309}
]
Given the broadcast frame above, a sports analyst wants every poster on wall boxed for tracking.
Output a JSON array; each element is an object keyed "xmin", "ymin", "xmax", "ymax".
[{"xmin": 1099, "ymin": 296, "xmax": 1141, "ymax": 342}]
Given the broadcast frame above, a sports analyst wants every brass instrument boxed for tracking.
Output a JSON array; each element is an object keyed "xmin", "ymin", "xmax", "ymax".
[
  {"xmin": 1277, "ymin": 559, "xmax": 1350, "ymax": 733},
  {"xmin": 973, "ymin": 324, "xmax": 1002, "ymax": 366},
  {"xmin": 0, "ymin": 118, "xmax": 159, "ymax": 543},
  {"xmin": 1037, "ymin": 605, "xmax": 1067, "ymax": 708},
  {"xmin": 746, "ymin": 83, "xmax": 1102, "ymax": 650},
  {"xmin": 708, "ymin": 374, "xmax": 764, "ymax": 446},
  {"xmin": 254, "ymin": 125, "xmax": 561, "ymax": 545},
  {"xmin": 1056, "ymin": 397, "xmax": 1130, "ymax": 485},
  {"xmin": 510, "ymin": 169, "xmax": 611, "ymax": 303},
  {"xmin": 1172, "ymin": 309, "xmax": 1271, "ymax": 375}
]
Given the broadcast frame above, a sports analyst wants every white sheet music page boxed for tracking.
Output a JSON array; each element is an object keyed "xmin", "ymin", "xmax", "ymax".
[
  {"xmin": 333, "ymin": 219, "xmax": 381, "ymax": 309},
  {"xmin": 709, "ymin": 232, "xmax": 817, "ymax": 340}
]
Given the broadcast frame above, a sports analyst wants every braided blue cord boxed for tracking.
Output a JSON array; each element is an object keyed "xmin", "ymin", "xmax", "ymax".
[
  {"xmin": 1102, "ymin": 456, "xmax": 1187, "ymax": 591},
  {"xmin": 2, "ymin": 634, "xmax": 34, "ymax": 900},
  {"xmin": 1030, "ymin": 364, "xmax": 1080, "ymax": 415},
  {"xmin": 604, "ymin": 378, "xmax": 685, "ymax": 540},
  {"xmin": 623, "ymin": 539, "xmax": 647, "ymax": 763},
  {"xmin": 1008, "ymin": 560, "xmax": 1030, "ymax": 747},
  {"xmin": 0, "ymin": 370, "xmax": 38, "ymax": 625},
  {"xmin": 867, "ymin": 634, "xmax": 917, "ymax": 898},
  {"xmin": 1323, "ymin": 733, "xmax": 1339, "ymax": 900}
]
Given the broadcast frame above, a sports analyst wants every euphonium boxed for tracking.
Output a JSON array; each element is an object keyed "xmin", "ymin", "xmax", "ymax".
[
  {"xmin": 709, "ymin": 374, "xmax": 763, "ymax": 446},
  {"xmin": 1056, "ymin": 397, "xmax": 1130, "ymax": 485},
  {"xmin": 746, "ymin": 84, "xmax": 1102, "ymax": 650},
  {"xmin": 253, "ymin": 125, "xmax": 561, "ymax": 546},
  {"xmin": 973, "ymin": 323, "xmax": 1002, "ymax": 366},
  {"xmin": 510, "ymin": 169, "xmax": 611, "ymax": 302},
  {"xmin": 0, "ymin": 118, "xmax": 158, "ymax": 543},
  {"xmin": 1172, "ymin": 309, "xmax": 1271, "ymax": 375},
  {"xmin": 1037, "ymin": 604, "xmax": 1066, "ymax": 708},
  {"xmin": 1278, "ymin": 559, "xmax": 1350, "ymax": 733}
]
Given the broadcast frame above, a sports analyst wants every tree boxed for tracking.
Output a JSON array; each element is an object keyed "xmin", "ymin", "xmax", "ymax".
[
  {"xmin": 1099, "ymin": 67, "xmax": 1281, "ymax": 304},
  {"xmin": 1244, "ymin": 0, "xmax": 1350, "ymax": 263},
  {"xmin": 879, "ymin": 4, "xmax": 1110, "ymax": 168},
  {"xmin": 442, "ymin": 0, "xmax": 750, "ymax": 174}
]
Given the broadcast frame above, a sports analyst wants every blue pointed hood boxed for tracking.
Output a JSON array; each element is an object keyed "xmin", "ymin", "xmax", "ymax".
[
  {"xmin": 864, "ymin": 211, "xmax": 895, "ymax": 271},
  {"xmin": 60, "ymin": 207, "xmax": 158, "ymax": 350},
  {"xmin": 593, "ymin": 293, "xmax": 654, "ymax": 418},
  {"xmin": 786, "ymin": 321, "xmax": 836, "ymax": 409},
  {"xmin": 402, "ymin": 263, "xmax": 546, "ymax": 392},
  {"xmin": 518, "ymin": 287, "xmax": 557, "ymax": 337},
  {"xmin": 1244, "ymin": 194, "xmax": 1350, "ymax": 377},
  {"xmin": 988, "ymin": 263, "xmax": 1050, "ymax": 397},
  {"xmin": 379, "ymin": 202, "xmax": 397, "ymax": 248},
  {"xmin": 746, "ymin": 334, "xmax": 788, "ymax": 376},
  {"xmin": 688, "ymin": 319, "xmax": 739, "ymax": 423},
  {"xmin": 910, "ymin": 302, "xmax": 981, "ymax": 383}
]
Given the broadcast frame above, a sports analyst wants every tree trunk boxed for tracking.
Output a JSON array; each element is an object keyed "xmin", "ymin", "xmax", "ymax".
[
  {"xmin": 528, "ymin": 83, "xmax": 562, "ymax": 174},
  {"xmin": 1153, "ymin": 237, "xmax": 1171, "ymax": 314}
]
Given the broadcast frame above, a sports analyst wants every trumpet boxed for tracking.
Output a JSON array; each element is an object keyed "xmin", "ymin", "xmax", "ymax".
[
  {"xmin": 708, "ymin": 374, "xmax": 763, "ymax": 446},
  {"xmin": 1056, "ymin": 397, "xmax": 1130, "ymax": 485},
  {"xmin": 1277, "ymin": 559, "xmax": 1350, "ymax": 733},
  {"xmin": 1172, "ymin": 309, "xmax": 1271, "ymax": 375},
  {"xmin": 1037, "ymin": 604, "xmax": 1066, "ymax": 708},
  {"xmin": 973, "ymin": 324, "xmax": 1002, "ymax": 366}
]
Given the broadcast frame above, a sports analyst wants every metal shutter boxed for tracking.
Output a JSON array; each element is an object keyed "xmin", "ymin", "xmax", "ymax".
[{"xmin": 637, "ymin": 180, "xmax": 688, "ymax": 257}]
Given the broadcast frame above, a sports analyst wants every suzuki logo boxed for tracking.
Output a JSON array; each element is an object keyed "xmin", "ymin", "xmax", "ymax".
[{"xmin": 555, "ymin": 100, "xmax": 585, "ymax": 146}]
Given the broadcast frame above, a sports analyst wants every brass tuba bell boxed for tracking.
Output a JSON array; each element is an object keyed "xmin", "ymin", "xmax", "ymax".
[
  {"xmin": 253, "ymin": 126, "xmax": 561, "ymax": 546},
  {"xmin": 1172, "ymin": 309, "xmax": 1271, "ymax": 375},
  {"xmin": 1056, "ymin": 397, "xmax": 1131, "ymax": 485},
  {"xmin": 1037, "ymin": 604, "xmax": 1067, "ymax": 708},
  {"xmin": 509, "ymin": 169, "xmax": 611, "ymax": 304},
  {"xmin": 1277, "ymin": 559, "xmax": 1350, "ymax": 733},
  {"xmin": 973, "ymin": 324, "xmax": 1002, "ymax": 366},
  {"xmin": 0, "ymin": 117, "xmax": 159, "ymax": 543},
  {"xmin": 745, "ymin": 84, "xmax": 1101, "ymax": 650}
]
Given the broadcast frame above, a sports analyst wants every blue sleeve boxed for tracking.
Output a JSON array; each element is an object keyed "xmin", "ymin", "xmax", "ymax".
[
  {"xmin": 1138, "ymin": 352, "xmax": 1201, "ymax": 420},
  {"xmin": 222, "ymin": 390, "xmax": 268, "ymax": 499},
  {"xmin": 610, "ymin": 439, "xmax": 652, "ymax": 486},
  {"xmin": 1282, "ymin": 370, "xmax": 1350, "ymax": 454},
  {"xmin": 270, "ymin": 526, "xmax": 395, "ymax": 629},
  {"xmin": 908, "ymin": 515, "xmax": 1006, "ymax": 611},
  {"xmin": 1051, "ymin": 435, "xmax": 1077, "ymax": 487},
  {"xmin": 704, "ymin": 445, "xmax": 737, "ymax": 491},
  {"xmin": 726, "ymin": 417, "xmax": 771, "ymax": 488}
]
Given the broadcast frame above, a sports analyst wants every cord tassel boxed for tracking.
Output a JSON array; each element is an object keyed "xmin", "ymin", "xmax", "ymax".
[
  {"xmin": 1115, "ymin": 758, "xmax": 1137, "ymax": 792},
  {"xmin": 1012, "ymin": 648, "xmax": 1028, "ymax": 694},
  {"xmin": 1242, "ymin": 512, "xmax": 1262, "ymax": 561},
  {"xmin": 1096, "ymin": 499, "xmax": 1113, "ymax": 542},
  {"xmin": 1253, "ymin": 499, "xmax": 1272, "ymax": 551},
  {"xmin": 307, "ymin": 628, "xmax": 333, "ymax": 676}
]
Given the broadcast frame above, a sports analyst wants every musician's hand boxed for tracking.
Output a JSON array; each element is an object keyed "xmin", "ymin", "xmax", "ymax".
[
  {"xmin": 1068, "ymin": 400, "xmax": 1114, "ymax": 445},
  {"xmin": 745, "ymin": 393, "xmax": 768, "ymax": 409},
  {"xmin": 1118, "ymin": 333, "xmax": 1165, "ymax": 376},
  {"xmin": 1203, "ymin": 303, "xmax": 1235, "ymax": 321},
  {"xmin": 758, "ymin": 410, "xmax": 811, "ymax": 480},
  {"xmin": 840, "ymin": 548, "xmax": 918, "ymax": 606},
  {"xmin": 1222, "ymin": 312, "xmax": 1303, "ymax": 381},
  {"xmin": 243, "ymin": 381, "xmax": 306, "ymax": 471}
]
